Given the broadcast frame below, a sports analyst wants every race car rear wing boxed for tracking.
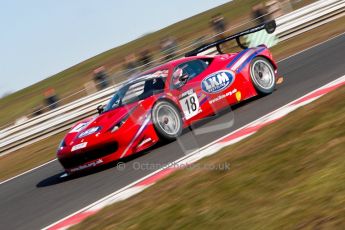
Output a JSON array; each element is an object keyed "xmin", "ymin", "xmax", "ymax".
[{"xmin": 185, "ymin": 20, "xmax": 276, "ymax": 57}]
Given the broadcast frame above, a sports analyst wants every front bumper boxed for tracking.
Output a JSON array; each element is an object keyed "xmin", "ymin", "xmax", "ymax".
[
  {"xmin": 58, "ymin": 141, "xmax": 118, "ymax": 170},
  {"xmin": 57, "ymin": 122, "xmax": 159, "ymax": 173}
]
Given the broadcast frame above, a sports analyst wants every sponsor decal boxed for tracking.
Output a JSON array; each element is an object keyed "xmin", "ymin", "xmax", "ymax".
[
  {"xmin": 198, "ymin": 93, "xmax": 208, "ymax": 106},
  {"xmin": 179, "ymin": 89, "xmax": 194, "ymax": 99},
  {"xmin": 209, "ymin": 89, "xmax": 238, "ymax": 104},
  {"xmin": 70, "ymin": 122, "xmax": 88, "ymax": 133},
  {"xmin": 201, "ymin": 70, "xmax": 235, "ymax": 94},
  {"xmin": 236, "ymin": 91, "xmax": 242, "ymax": 102},
  {"xmin": 179, "ymin": 92, "xmax": 200, "ymax": 120},
  {"xmin": 71, "ymin": 142, "xmax": 88, "ymax": 152},
  {"xmin": 70, "ymin": 159, "xmax": 103, "ymax": 172},
  {"xmin": 78, "ymin": 126, "xmax": 101, "ymax": 138}
]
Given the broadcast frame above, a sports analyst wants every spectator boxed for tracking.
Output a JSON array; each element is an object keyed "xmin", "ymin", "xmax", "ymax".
[
  {"xmin": 138, "ymin": 49, "xmax": 152, "ymax": 68},
  {"xmin": 124, "ymin": 54, "xmax": 140, "ymax": 79},
  {"xmin": 252, "ymin": 3, "xmax": 268, "ymax": 24},
  {"xmin": 44, "ymin": 88, "xmax": 59, "ymax": 110},
  {"xmin": 93, "ymin": 66, "xmax": 109, "ymax": 90},
  {"xmin": 160, "ymin": 36, "xmax": 178, "ymax": 61},
  {"xmin": 210, "ymin": 13, "xmax": 226, "ymax": 38},
  {"xmin": 124, "ymin": 54, "xmax": 137, "ymax": 71},
  {"xmin": 32, "ymin": 105, "xmax": 44, "ymax": 117},
  {"xmin": 266, "ymin": 0, "xmax": 285, "ymax": 19}
]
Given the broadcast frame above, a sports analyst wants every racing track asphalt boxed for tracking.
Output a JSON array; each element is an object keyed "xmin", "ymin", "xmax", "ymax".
[{"xmin": 1, "ymin": 34, "xmax": 345, "ymax": 230}]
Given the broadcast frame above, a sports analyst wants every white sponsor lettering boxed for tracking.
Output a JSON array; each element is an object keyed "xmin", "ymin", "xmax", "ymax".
[
  {"xmin": 70, "ymin": 123, "xmax": 87, "ymax": 133},
  {"xmin": 209, "ymin": 89, "xmax": 238, "ymax": 104},
  {"xmin": 70, "ymin": 159, "xmax": 103, "ymax": 172},
  {"xmin": 201, "ymin": 70, "xmax": 235, "ymax": 94}
]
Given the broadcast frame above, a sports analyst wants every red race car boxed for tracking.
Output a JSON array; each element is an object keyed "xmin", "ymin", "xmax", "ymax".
[{"xmin": 57, "ymin": 21, "xmax": 280, "ymax": 174}]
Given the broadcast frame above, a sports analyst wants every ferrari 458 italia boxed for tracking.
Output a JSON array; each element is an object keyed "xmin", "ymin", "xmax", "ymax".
[{"xmin": 57, "ymin": 21, "xmax": 280, "ymax": 174}]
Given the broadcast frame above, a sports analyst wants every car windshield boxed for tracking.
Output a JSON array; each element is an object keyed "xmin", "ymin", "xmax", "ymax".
[
  {"xmin": 103, "ymin": 70, "xmax": 168, "ymax": 112},
  {"xmin": 172, "ymin": 59, "xmax": 210, "ymax": 88}
]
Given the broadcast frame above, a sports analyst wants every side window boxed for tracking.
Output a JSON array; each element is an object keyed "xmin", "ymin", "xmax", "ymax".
[
  {"xmin": 122, "ymin": 81, "xmax": 145, "ymax": 104},
  {"xmin": 171, "ymin": 59, "xmax": 210, "ymax": 88},
  {"xmin": 122, "ymin": 78, "xmax": 166, "ymax": 104}
]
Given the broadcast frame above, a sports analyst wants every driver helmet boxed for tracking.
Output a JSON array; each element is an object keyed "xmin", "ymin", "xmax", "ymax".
[{"xmin": 172, "ymin": 68, "xmax": 186, "ymax": 86}]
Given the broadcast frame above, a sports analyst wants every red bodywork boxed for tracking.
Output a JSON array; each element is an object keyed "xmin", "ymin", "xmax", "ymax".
[{"xmin": 57, "ymin": 46, "xmax": 277, "ymax": 174}]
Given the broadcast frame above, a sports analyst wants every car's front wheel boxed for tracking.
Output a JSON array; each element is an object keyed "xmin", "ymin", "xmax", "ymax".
[
  {"xmin": 250, "ymin": 57, "xmax": 276, "ymax": 95},
  {"xmin": 152, "ymin": 101, "xmax": 183, "ymax": 141}
]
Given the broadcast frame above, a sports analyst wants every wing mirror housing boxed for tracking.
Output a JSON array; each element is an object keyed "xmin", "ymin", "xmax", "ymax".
[
  {"xmin": 265, "ymin": 20, "xmax": 276, "ymax": 34},
  {"xmin": 97, "ymin": 104, "xmax": 104, "ymax": 114}
]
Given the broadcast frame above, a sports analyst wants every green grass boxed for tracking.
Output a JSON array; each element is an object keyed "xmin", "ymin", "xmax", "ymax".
[
  {"xmin": 0, "ymin": 0, "xmax": 316, "ymax": 128},
  {"xmin": 72, "ymin": 85, "xmax": 345, "ymax": 230},
  {"xmin": 0, "ymin": 132, "xmax": 65, "ymax": 181}
]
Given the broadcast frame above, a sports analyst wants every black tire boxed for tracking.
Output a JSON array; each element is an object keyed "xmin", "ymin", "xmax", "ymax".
[
  {"xmin": 152, "ymin": 101, "xmax": 183, "ymax": 141},
  {"xmin": 249, "ymin": 57, "xmax": 276, "ymax": 95}
]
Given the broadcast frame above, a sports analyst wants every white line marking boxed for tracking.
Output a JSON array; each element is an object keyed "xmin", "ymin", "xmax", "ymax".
[
  {"xmin": 277, "ymin": 31, "xmax": 345, "ymax": 63},
  {"xmin": 0, "ymin": 159, "xmax": 57, "ymax": 186}
]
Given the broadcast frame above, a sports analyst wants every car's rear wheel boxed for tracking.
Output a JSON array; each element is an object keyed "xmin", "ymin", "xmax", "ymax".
[
  {"xmin": 250, "ymin": 57, "xmax": 276, "ymax": 95},
  {"xmin": 152, "ymin": 101, "xmax": 183, "ymax": 141}
]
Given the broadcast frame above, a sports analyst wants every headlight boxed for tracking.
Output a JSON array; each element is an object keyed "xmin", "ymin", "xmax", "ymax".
[
  {"xmin": 78, "ymin": 126, "xmax": 101, "ymax": 138},
  {"xmin": 58, "ymin": 139, "xmax": 66, "ymax": 151}
]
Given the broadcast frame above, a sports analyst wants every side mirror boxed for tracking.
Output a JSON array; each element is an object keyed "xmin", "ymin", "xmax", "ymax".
[
  {"xmin": 97, "ymin": 104, "xmax": 104, "ymax": 114},
  {"xmin": 265, "ymin": 20, "xmax": 276, "ymax": 34}
]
